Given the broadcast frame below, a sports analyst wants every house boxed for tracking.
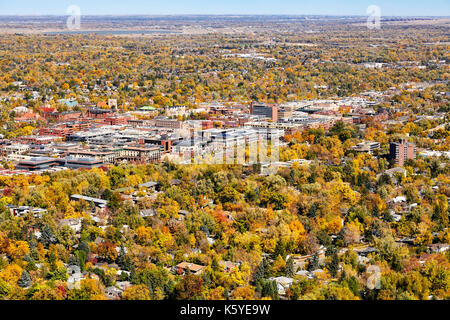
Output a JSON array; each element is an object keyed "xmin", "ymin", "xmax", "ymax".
[
  {"xmin": 378, "ymin": 167, "xmax": 407, "ymax": 184},
  {"xmin": 60, "ymin": 218, "xmax": 83, "ymax": 233},
  {"xmin": 105, "ymin": 286, "xmax": 123, "ymax": 300},
  {"xmin": 219, "ymin": 261, "xmax": 240, "ymax": 273},
  {"xmin": 174, "ymin": 262, "xmax": 206, "ymax": 275},
  {"xmin": 67, "ymin": 265, "xmax": 81, "ymax": 275},
  {"xmin": 67, "ymin": 269, "xmax": 84, "ymax": 290},
  {"xmin": 354, "ymin": 246, "xmax": 377, "ymax": 257},
  {"xmin": 291, "ymin": 248, "xmax": 326, "ymax": 271},
  {"xmin": 138, "ymin": 181, "xmax": 159, "ymax": 191},
  {"xmin": 116, "ymin": 281, "xmax": 132, "ymax": 291},
  {"xmin": 390, "ymin": 211, "xmax": 402, "ymax": 222},
  {"xmin": 7, "ymin": 205, "xmax": 47, "ymax": 218},
  {"xmin": 428, "ymin": 243, "xmax": 450, "ymax": 253},
  {"xmin": 311, "ymin": 269, "xmax": 326, "ymax": 279},
  {"xmin": 391, "ymin": 196, "xmax": 407, "ymax": 204},
  {"xmin": 295, "ymin": 270, "xmax": 312, "ymax": 279},
  {"xmin": 70, "ymin": 194, "xmax": 107, "ymax": 208},
  {"xmin": 140, "ymin": 209, "xmax": 156, "ymax": 218},
  {"xmin": 388, "ymin": 196, "xmax": 408, "ymax": 213},
  {"xmin": 269, "ymin": 276, "xmax": 294, "ymax": 296},
  {"xmin": 70, "ymin": 194, "xmax": 107, "ymax": 214}
]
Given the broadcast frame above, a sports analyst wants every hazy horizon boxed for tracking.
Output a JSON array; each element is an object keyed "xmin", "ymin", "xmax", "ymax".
[
  {"xmin": 0, "ymin": 0, "xmax": 448, "ymax": 17},
  {"xmin": 0, "ymin": 14, "xmax": 448, "ymax": 18}
]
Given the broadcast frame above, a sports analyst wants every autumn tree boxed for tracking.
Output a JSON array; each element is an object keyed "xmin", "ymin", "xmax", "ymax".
[
  {"xmin": 122, "ymin": 285, "xmax": 151, "ymax": 300},
  {"xmin": 175, "ymin": 274, "xmax": 204, "ymax": 300}
]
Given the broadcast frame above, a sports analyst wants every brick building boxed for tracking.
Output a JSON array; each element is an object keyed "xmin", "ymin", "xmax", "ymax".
[{"xmin": 390, "ymin": 139, "xmax": 416, "ymax": 166}]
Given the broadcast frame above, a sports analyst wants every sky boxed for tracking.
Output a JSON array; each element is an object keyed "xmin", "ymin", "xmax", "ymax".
[{"xmin": 0, "ymin": 0, "xmax": 448, "ymax": 16}]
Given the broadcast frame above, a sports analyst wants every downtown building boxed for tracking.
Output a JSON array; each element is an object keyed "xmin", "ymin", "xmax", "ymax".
[
  {"xmin": 249, "ymin": 103, "xmax": 278, "ymax": 122},
  {"xmin": 389, "ymin": 139, "xmax": 416, "ymax": 166}
]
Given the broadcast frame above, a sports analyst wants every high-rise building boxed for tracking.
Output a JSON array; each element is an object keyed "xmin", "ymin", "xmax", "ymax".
[
  {"xmin": 389, "ymin": 139, "xmax": 416, "ymax": 166},
  {"xmin": 250, "ymin": 103, "xmax": 278, "ymax": 122}
]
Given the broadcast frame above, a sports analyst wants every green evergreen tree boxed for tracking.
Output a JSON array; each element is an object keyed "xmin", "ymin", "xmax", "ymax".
[
  {"xmin": 254, "ymin": 258, "xmax": 267, "ymax": 282},
  {"xmin": 41, "ymin": 225, "xmax": 57, "ymax": 246},
  {"xmin": 285, "ymin": 256, "xmax": 295, "ymax": 277},
  {"xmin": 271, "ymin": 280, "xmax": 279, "ymax": 300},
  {"xmin": 273, "ymin": 240, "xmax": 287, "ymax": 259},
  {"xmin": 18, "ymin": 270, "xmax": 32, "ymax": 288},
  {"xmin": 211, "ymin": 257, "xmax": 219, "ymax": 272},
  {"xmin": 328, "ymin": 252, "xmax": 339, "ymax": 278},
  {"xmin": 76, "ymin": 250, "xmax": 87, "ymax": 272},
  {"xmin": 307, "ymin": 252, "xmax": 319, "ymax": 271},
  {"xmin": 223, "ymin": 287, "xmax": 230, "ymax": 300},
  {"xmin": 308, "ymin": 203, "xmax": 318, "ymax": 218},
  {"xmin": 78, "ymin": 241, "xmax": 90, "ymax": 255}
]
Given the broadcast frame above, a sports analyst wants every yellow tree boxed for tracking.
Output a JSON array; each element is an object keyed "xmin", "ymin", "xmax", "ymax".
[
  {"xmin": 231, "ymin": 286, "xmax": 255, "ymax": 300},
  {"xmin": 122, "ymin": 285, "xmax": 151, "ymax": 300}
]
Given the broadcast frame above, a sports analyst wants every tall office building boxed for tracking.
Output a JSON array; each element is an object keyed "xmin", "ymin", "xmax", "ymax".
[
  {"xmin": 389, "ymin": 139, "xmax": 416, "ymax": 166},
  {"xmin": 250, "ymin": 103, "xmax": 278, "ymax": 122}
]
